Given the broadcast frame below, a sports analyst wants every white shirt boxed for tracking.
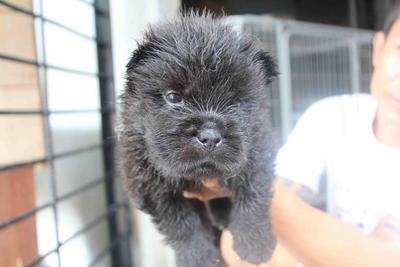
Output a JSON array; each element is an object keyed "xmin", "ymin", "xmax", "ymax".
[{"xmin": 275, "ymin": 94, "xmax": 400, "ymax": 233}]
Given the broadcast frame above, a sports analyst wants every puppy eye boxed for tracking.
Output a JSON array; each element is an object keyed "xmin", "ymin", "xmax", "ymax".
[{"xmin": 165, "ymin": 92, "xmax": 183, "ymax": 104}]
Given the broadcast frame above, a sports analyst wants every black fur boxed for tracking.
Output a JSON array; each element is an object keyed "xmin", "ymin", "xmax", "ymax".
[{"xmin": 118, "ymin": 11, "xmax": 277, "ymax": 267}]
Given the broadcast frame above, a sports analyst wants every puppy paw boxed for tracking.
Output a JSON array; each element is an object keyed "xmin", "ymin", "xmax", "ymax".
[
  {"xmin": 176, "ymin": 239, "xmax": 222, "ymax": 267},
  {"xmin": 232, "ymin": 228, "xmax": 276, "ymax": 265},
  {"xmin": 177, "ymin": 253, "xmax": 222, "ymax": 267}
]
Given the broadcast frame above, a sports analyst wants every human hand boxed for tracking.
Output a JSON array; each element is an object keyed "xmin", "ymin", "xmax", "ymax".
[{"xmin": 183, "ymin": 180, "xmax": 300, "ymax": 267}]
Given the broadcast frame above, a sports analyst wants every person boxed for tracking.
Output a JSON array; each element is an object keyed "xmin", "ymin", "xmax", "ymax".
[{"xmin": 183, "ymin": 2, "xmax": 400, "ymax": 266}]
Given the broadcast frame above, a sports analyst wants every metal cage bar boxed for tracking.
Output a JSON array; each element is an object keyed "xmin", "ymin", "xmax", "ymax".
[
  {"xmin": 0, "ymin": 0, "xmax": 133, "ymax": 266},
  {"xmin": 95, "ymin": 0, "xmax": 133, "ymax": 266}
]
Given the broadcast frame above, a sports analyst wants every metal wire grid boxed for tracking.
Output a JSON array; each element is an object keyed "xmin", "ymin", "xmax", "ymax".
[
  {"xmin": 226, "ymin": 15, "xmax": 374, "ymax": 141},
  {"xmin": 359, "ymin": 42, "xmax": 374, "ymax": 93},
  {"xmin": 242, "ymin": 22, "xmax": 283, "ymax": 143},
  {"xmin": 289, "ymin": 35, "xmax": 353, "ymax": 120},
  {"xmin": 285, "ymin": 23, "xmax": 374, "ymax": 123},
  {"xmin": 0, "ymin": 0, "xmax": 133, "ymax": 266}
]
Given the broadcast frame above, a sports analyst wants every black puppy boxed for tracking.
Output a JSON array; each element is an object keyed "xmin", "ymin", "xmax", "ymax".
[{"xmin": 118, "ymin": 12, "xmax": 277, "ymax": 267}]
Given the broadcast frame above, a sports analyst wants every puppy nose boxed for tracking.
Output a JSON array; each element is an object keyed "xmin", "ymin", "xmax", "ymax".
[{"xmin": 196, "ymin": 128, "xmax": 222, "ymax": 150}]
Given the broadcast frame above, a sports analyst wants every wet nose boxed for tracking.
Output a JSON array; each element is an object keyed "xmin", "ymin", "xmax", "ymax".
[{"xmin": 196, "ymin": 128, "xmax": 222, "ymax": 150}]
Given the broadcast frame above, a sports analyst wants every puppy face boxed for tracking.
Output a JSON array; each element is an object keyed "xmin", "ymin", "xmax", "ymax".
[{"xmin": 121, "ymin": 14, "xmax": 276, "ymax": 181}]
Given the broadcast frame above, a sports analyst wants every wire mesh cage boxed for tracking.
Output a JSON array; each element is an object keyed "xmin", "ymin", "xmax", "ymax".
[
  {"xmin": 226, "ymin": 15, "xmax": 375, "ymax": 142},
  {"xmin": 0, "ymin": 0, "xmax": 133, "ymax": 266}
]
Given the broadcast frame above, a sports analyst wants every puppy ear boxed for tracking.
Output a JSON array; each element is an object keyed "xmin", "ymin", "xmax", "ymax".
[
  {"xmin": 126, "ymin": 42, "xmax": 157, "ymax": 72},
  {"xmin": 254, "ymin": 51, "xmax": 278, "ymax": 84}
]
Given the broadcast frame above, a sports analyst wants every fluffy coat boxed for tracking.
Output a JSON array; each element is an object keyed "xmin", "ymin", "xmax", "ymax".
[{"xmin": 118, "ymin": 12, "xmax": 277, "ymax": 267}]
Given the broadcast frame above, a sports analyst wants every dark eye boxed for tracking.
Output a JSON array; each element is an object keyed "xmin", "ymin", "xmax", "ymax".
[{"xmin": 165, "ymin": 92, "xmax": 183, "ymax": 104}]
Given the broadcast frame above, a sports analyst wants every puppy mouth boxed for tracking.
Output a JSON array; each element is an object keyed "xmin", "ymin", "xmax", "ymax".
[
  {"xmin": 186, "ymin": 159, "xmax": 219, "ymax": 171},
  {"xmin": 183, "ymin": 161, "xmax": 223, "ymax": 179},
  {"xmin": 196, "ymin": 162, "xmax": 218, "ymax": 171},
  {"xmin": 176, "ymin": 139, "xmax": 242, "ymax": 172}
]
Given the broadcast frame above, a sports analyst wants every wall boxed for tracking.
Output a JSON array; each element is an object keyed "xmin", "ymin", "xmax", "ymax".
[{"xmin": 110, "ymin": 1, "xmax": 181, "ymax": 267}]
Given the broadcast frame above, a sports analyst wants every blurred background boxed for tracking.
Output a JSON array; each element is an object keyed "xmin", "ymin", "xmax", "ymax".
[{"xmin": 0, "ymin": 0, "xmax": 396, "ymax": 266}]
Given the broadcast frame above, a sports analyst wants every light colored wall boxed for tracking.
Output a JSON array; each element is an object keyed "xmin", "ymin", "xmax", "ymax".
[{"xmin": 110, "ymin": 1, "xmax": 181, "ymax": 267}]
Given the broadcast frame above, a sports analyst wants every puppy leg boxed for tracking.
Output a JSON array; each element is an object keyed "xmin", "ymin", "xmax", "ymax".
[
  {"xmin": 228, "ymin": 174, "xmax": 276, "ymax": 264},
  {"xmin": 150, "ymin": 194, "xmax": 222, "ymax": 267}
]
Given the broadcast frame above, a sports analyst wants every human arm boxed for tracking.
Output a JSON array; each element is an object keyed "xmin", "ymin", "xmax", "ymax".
[
  {"xmin": 184, "ymin": 180, "xmax": 400, "ymax": 267},
  {"xmin": 267, "ymin": 180, "xmax": 400, "ymax": 267}
]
